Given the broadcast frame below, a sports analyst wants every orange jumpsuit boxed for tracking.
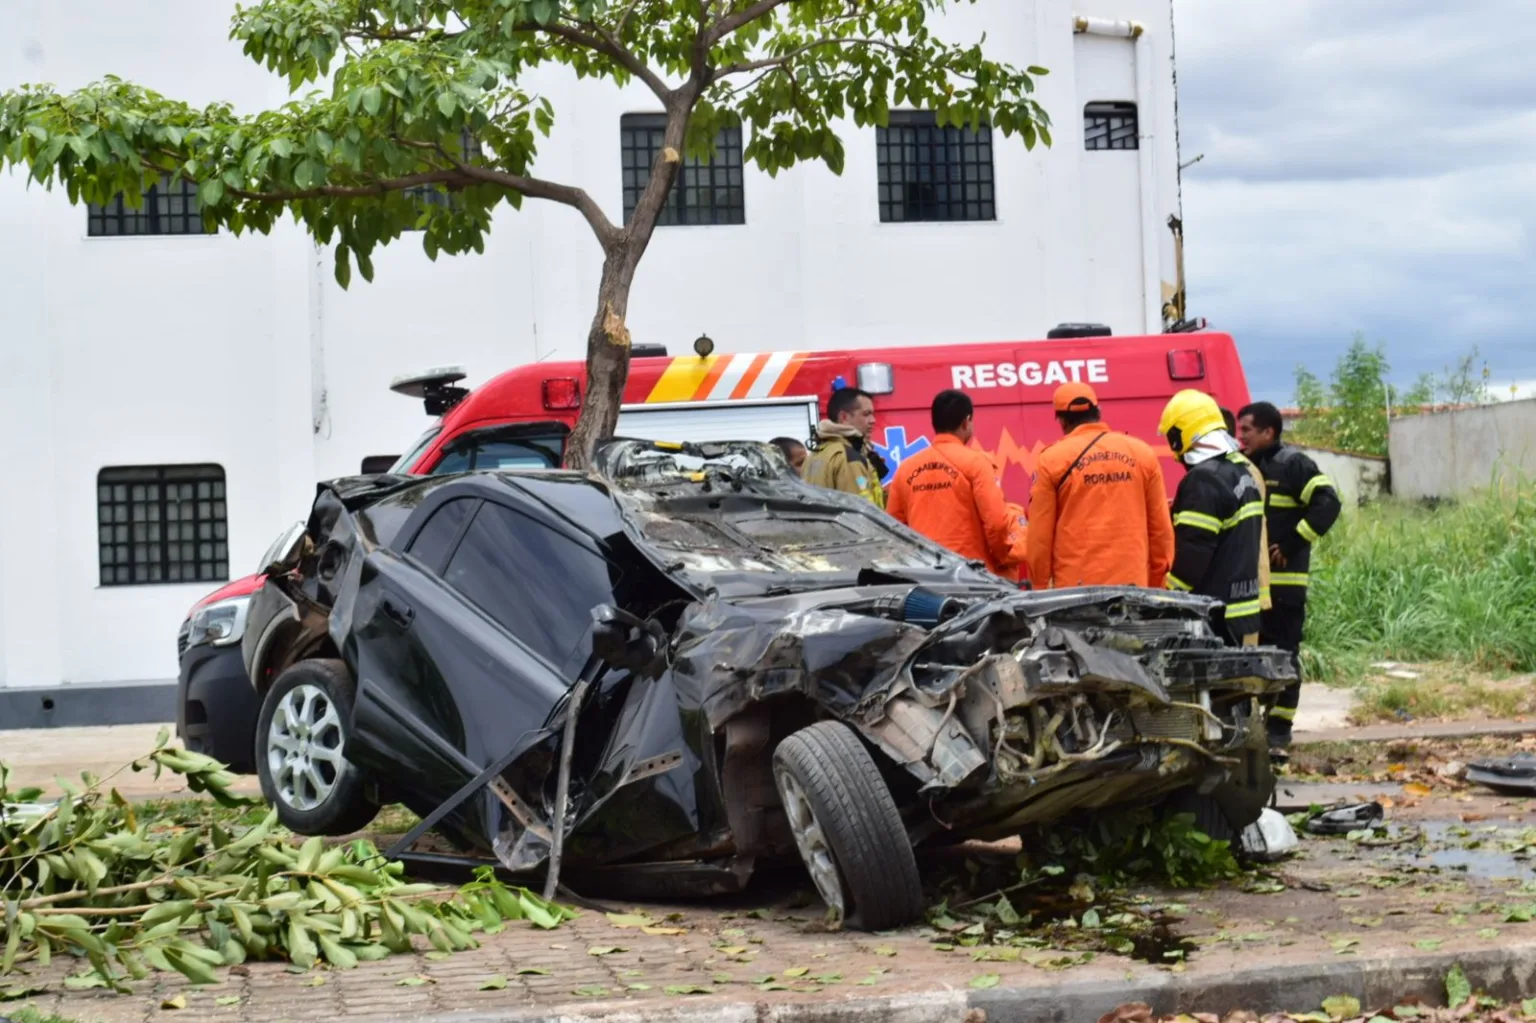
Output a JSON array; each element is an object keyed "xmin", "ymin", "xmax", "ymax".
[
  {"xmin": 1026, "ymin": 422, "xmax": 1175, "ymax": 589},
  {"xmin": 887, "ymin": 434, "xmax": 1016, "ymax": 577}
]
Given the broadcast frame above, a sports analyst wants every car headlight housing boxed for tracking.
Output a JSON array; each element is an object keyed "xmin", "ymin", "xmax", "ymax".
[{"xmin": 187, "ymin": 596, "xmax": 251, "ymax": 649}]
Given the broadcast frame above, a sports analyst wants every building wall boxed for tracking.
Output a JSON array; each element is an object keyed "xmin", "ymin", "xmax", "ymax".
[
  {"xmin": 1388, "ymin": 399, "xmax": 1536, "ymax": 500},
  {"xmin": 0, "ymin": 0, "xmax": 1183, "ymax": 698}
]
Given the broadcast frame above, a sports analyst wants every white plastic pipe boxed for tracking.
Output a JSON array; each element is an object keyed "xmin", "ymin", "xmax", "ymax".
[{"xmin": 1075, "ymin": 16, "xmax": 1163, "ymax": 334}]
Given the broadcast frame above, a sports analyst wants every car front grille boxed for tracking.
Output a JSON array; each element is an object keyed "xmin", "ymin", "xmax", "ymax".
[{"xmin": 177, "ymin": 624, "xmax": 191, "ymax": 658}]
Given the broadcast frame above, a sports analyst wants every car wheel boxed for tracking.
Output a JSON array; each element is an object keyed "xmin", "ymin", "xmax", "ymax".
[
  {"xmin": 1163, "ymin": 788, "xmax": 1238, "ymax": 844},
  {"xmin": 255, "ymin": 659, "xmax": 378, "ymax": 836},
  {"xmin": 772, "ymin": 721, "xmax": 924, "ymax": 930}
]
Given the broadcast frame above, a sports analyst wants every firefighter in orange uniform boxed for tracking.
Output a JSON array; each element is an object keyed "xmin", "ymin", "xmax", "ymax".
[
  {"xmin": 1026, "ymin": 382, "xmax": 1175, "ymax": 588},
  {"xmin": 887, "ymin": 390, "xmax": 1017, "ymax": 577}
]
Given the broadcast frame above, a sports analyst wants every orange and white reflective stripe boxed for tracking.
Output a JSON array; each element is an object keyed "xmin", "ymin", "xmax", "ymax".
[{"xmin": 643, "ymin": 351, "xmax": 808, "ymax": 403}]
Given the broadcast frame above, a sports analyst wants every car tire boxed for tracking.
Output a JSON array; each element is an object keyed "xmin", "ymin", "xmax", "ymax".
[
  {"xmin": 772, "ymin": 721, "xmax": 924, "ymax": 930},
  {"xmin": 1164, "ymin": 788, "xmax": 1238, "ymax": 845},
  {"xmin": 255, "ymin": 659, "xmax": 379, "ymax": 836}
]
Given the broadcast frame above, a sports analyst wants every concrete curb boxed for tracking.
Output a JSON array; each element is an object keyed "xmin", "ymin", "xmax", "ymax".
[
  {"xmin": 1294, "ymin": 720, "xmax": 1536, "ymax": 746},
  {"xmin": 411, "ymin": 944, "xmax": 1536, "ymax": 1023}
]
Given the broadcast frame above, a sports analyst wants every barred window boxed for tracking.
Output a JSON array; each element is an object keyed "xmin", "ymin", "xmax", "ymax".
[
  {"xmin": 98, "ymin": 465, "xmax": 229, "ymax": 586},
  {"xmin": 1084, "ymin": 102, "xmax": 1139, "ymax": 151},
  {"xmin": 87, "ymin": 176, "xmax": 209, "ymax": 237},
  {"xmin": 876, "ymin": 111, "xmax": 995, "ymax": 223},
  {"xmin": 620, "ymin": 114, "xmax": 745, "ymax": 226}
]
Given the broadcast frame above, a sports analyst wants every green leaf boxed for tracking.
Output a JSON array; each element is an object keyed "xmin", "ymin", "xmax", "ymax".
[
  {"xmin": 398, "ymin": 976, "xmax": 431, "ymax": 987},
  {"xmin": 199, "ymin": 178, "xmax": 225, "ymax": 206},
  {"xmin": 1414, "ymin": 939, "xmax": 1443, "ymax": 951},
  {"xmin": 361, "ymin": 86, "xmax": 383, "ymax": 117},
  {"xmin": 480, "ymin": 975, "xmax": 508, "ymax": 990},
  {"xmin": 437, "ymin": 92, "xmax": 457, "ymax": 118},
  {"xmin": 317, "ymin": 934, "xmax": 358, "ymax": 969},
  {"xmin": 1322, "ymin": 994, "xmax": 1361, "ymax": 1020},
  {"xmin": 287, "ymin": 917, "xmax": 318, "ymax": 969},
  {"xmin": 664, "ymin": 985, "xmax": 714, "ymax": 995},
  {"xmin": 1446, "ymin": 964, "xmax": 1472, "ymax": 1007},
  {"xmin": 516, "ymin": 967, "xmax": 550, "ymax": 975},
  {"xmin": 1521, "ymin": 997, "xmax": 1536, "ymax": 1017},
  {"xmin": 970, "ymin": 973, "xmax": 1001, "ymax": 989}
]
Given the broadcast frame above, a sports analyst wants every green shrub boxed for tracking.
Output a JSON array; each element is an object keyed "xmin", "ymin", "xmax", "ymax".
[{"xmin": 1305, "ymin": 486, "xmax": 1536, "ymax": 679}]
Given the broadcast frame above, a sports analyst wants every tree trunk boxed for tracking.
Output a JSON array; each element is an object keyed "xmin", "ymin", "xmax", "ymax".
[
  {"xmin": 564, "ymin": 93, "xmax": 695, "ymax": 471},
  {"xmin": 565, "ymin": 245, "xmax": 644, "ymax": 470}
]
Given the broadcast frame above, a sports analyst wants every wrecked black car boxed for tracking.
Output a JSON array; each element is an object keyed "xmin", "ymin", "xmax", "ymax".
[{"xmin": 242, "ymin": 439, "xmax": 1297, "ymax": 929}]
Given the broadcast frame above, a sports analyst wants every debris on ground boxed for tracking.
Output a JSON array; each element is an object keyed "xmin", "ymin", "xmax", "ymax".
[
  {"xmin": 0, "ymin": 732, "xmax": 573, "ymax": 994},
  {"xmin": 1465, "ymin": 756, "xmax": 1536, "ymax": 796},
  {"xmin": 1306, "ymin": 803, "xmax": 1386, "ymax": 836}
]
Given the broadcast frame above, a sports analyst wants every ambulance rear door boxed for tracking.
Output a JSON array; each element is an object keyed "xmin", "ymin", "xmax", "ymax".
[{"xmin": 614, "ymin": 396, "xmax": 820, "ymax": 447}]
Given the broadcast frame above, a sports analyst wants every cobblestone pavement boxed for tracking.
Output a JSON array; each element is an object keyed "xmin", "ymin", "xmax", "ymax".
[{"xmin": 6, "ymin": 785, "xmax": 1536, "ymax": 1023}]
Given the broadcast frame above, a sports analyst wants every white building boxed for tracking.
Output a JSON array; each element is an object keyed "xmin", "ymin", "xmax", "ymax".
[{"xmin": 0, "ymin": 0, "xmax": 1184, "ymax": 726}]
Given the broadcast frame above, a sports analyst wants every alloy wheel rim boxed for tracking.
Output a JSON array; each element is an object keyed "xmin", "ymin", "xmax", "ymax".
[
  {"xmin": 266, "ymin": 683, "xmax": 346, "ymax": 811},
  {"xmin": 774, "ymin": 767, "xmax": 846, "ymax": 920}
]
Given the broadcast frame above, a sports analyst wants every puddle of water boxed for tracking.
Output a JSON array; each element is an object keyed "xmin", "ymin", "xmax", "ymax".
[{"xmin": 1382, "ymin": 821, "xmax": 1536, "ymax": 880}]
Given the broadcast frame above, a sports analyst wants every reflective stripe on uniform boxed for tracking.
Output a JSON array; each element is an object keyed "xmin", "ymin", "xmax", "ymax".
[
  {"xmin": 1166, "ymin": 573, "xmax": 1192, "ymax": 592},
  {"xmin": 1226, "ymin": 598, "xmax": 1262, "ymax": 618},
  {"xmin": 1298, "ymin": 519, "xmax": 1321, "ymax": 543},
  {"xmin": 1300, "ymin": 474, "xmax": 1334, "ymax": 504},
  {"xmin": 1268, "ymin": 704, "xmax": 1297, "ymax": 721},
  {"xmin": 1223, "ymin": 501, "xmax": 1264, "ymax": 529},
  {"xmin": 1271, "ymin": 571, "xmax": 1309, "ymax": 586},
  {"xmin": 1173, "ymin": 510, "xmax": 1222, "ymax": 533},
  {"xmin": 1267, "ymin": 494, "xmax": 1300, "ymax": 509}
]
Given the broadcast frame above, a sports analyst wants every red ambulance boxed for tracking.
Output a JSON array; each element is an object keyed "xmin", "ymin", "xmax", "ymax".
[
  {"xmin": 178, "ymin": 324, "xmax": 1251, "ymax": 770},
  {"xmin": 381, "ymin": 324, "xmax": 1249, "ymax": 500}
]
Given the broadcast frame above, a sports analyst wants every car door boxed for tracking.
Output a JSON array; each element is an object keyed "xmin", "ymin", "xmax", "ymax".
[{"xmin": 346, "ymin": 491, "xmax": 646, "ymax": 856}]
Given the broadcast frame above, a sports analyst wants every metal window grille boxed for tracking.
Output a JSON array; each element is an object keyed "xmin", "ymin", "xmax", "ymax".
[
  {"xmin": 97, "ymin": 465, "xmax": 229, "ymax": 586},
  {"xmin": 1084, "ymin": 102, "xmax": 1139, "ymax": 151},
  {"xmin": 620, "ymin": 114, "xmax": 745, "ymax": 226},
  {"xmin": 87, "ymin": 176, "xmax": 209, "ymax": 237},
  {"xmin": 876, "ymin": 111, "xmax": 995, "ymax": 223}
]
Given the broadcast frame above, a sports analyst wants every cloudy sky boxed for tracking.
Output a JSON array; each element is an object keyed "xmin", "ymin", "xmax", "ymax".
[{"xmin": 1174, "ymin": 0, "xmax": 1536, "ymax": 403}]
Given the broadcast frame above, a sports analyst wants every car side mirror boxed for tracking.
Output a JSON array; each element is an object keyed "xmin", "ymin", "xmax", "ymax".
[{"xmin": 590, "ymin": 604, "xmax": 664, "ymax": 674}]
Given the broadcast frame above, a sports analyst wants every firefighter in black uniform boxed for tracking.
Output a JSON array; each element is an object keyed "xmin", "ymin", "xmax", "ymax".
[
  {"xmin": 1236, "ymin": 401, "xmax": 1342, "ymax": 750},
  {"xmin": 1156, "ymin": 391, "xmax": 1266, "ymax": 646}
]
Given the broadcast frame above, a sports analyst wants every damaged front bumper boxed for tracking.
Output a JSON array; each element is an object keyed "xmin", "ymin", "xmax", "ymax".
[{"xmin": 854, "ymin": 592, "xmax": 1297, "ymax": 840}]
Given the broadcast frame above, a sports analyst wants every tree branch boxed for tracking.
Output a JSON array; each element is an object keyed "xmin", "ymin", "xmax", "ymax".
[
  {"xmin": 545, "ymin": 20, "xmax": 672, "ymax": 100},
  {"xmin": 459, "ymin": 164, "xmax": 618, "ymax": 246},
  {"xmin": 708, "ymin": 0, "xmax": 797, "ymax": 46},
  {"xmin": 716, "ymin": 37, "xmax": 910, "ymax": 77}
]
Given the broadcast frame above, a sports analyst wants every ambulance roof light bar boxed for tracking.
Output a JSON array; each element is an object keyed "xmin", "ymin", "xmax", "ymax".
[{"xmin": 390, "ymin": 365, "xmax": 471, "ymax": 416}]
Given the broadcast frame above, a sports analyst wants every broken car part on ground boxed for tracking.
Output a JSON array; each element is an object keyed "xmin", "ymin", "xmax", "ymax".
[{"xmin": 240, "ymin": 439, "xmax": 1297, "ymax": 929}]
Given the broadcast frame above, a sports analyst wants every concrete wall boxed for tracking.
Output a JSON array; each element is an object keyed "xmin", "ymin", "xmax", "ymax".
[
  {"xmin": 1291, "ymin": 446, "xmax": 1388, "ymax": 509},
  {"xmin": 1388, "ymin": 399, "xmax": 1536, "ymax": 500}
]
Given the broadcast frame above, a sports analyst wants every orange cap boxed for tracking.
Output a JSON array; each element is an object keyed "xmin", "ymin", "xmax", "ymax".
[{"xmin": 1053, "ymin": 382, "xmax": 1099, "ymax": 412}]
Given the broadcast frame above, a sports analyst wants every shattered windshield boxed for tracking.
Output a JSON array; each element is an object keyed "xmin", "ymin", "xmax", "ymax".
[{"xmin": 594, "ymin": 438, "xmax": 985, "ymax": 595}]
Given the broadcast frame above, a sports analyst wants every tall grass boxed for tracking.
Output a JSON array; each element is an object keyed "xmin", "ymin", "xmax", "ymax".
[{"xmin": 1304, "ymin": 485, "xmax": 1536, "ymax": 680}]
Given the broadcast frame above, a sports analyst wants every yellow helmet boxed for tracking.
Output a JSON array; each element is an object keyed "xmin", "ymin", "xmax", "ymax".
[{"xmin": 1158, "ymin": 389, "xmax": 1225, "ymax": 457}]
